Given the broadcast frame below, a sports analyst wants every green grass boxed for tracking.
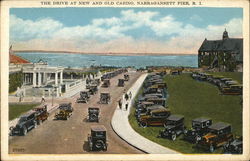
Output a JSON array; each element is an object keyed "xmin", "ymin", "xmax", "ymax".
[
  {"xmin": 129, "ymin": 72, "xmax": 242, "ymax": 154},
  {"xmin": 9, "ymin": 103, "xmax": 40, "ymax": 120}
]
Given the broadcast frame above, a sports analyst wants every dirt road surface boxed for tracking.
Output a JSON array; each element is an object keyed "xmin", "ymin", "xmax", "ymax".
[{"xmin": 9, "ymin": 71, "xmax": 144, "ymax": 154}]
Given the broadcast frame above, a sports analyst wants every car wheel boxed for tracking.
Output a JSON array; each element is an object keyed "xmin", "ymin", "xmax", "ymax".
[
  {"xmin": 140, "ymin": 122, "xmax": 147, "ymax": 128},
  {"xmin": 171, "ymin": 134, "xmax": 177, "ymax": 141},
  {"xmin": 34, "ymin": 122, "xmax": 37, "ymax": 129},
  {"xmin": 22, "ymin": 127, "xmax": 27, "ymax": 136},
  {"xmin": 209, "ymin": 145, "xmax": 215, "ymax": 153},
  {"xmin": 195, "ymin": 135, "xmax": 201, "ymax": 143},
  {"xmin": 95, "ymin": 140, "xmax": 104, "ymax": 150}
]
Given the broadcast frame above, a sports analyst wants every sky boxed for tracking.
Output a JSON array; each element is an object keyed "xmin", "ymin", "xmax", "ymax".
[{"xmin": 10, "ymin": 8, "xmax": 243, "ymax": 54}]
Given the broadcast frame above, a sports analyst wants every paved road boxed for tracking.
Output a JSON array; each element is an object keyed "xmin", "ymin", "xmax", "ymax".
[{"xmin": 9, "ymin": 71, "xmax": 144, "ymax": 154}]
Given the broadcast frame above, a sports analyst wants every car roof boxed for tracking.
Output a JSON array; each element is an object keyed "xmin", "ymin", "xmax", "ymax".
[
  {"xmin": 91, "ymin": 125, "xmax": 106, "ymax": 132},
  {"xmin": 88, "ymin": 107, "xmax": 99, "ymax": 110},
  {"xmin": 192, "ymin": 117, "xmax": 211, "ymax": 123},
  {"xmin": 147, "ymin": 105, "xmax": 165, "ymax": 110},
  {"xmin": 167, "ymin": 115, "xmax": 184, "ymax": 121},
  {"xmin": 209, "ymin": 122, "xmax": 231, "ymax": 130},
  {"xmin": 59, "ymin": 103, "xmax": 71, "ymax": 106},
  {"xmin": 21, "ymin": 111, "xmax": 37, "ymax": 117}
]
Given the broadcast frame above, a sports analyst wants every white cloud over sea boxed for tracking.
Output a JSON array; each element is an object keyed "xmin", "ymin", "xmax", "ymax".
[{"xmin": 10, "ymin": 9, "xmax": 242, "ymax": 54}]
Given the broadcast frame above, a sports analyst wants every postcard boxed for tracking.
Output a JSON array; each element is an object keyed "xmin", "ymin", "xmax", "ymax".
[{"xmin": 1, "ymin": 0, "xmax": 249, "ymax": 160}]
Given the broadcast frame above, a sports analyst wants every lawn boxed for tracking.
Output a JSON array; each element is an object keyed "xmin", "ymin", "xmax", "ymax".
[
  {"xmin": 9, "ymin": 103, "xmax": 40, "ymax": 120},
  {"xmin": 129, "ymin": 72, "xmax": 242, "ymax": 154}
]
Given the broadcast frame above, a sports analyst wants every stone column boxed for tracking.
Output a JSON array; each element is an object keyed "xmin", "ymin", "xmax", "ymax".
[
  {"xmin": 60, "ymin": 71, "xmax": 63, "ymax": 84},
  {"xmin": 55, "ymin": 72, "xmax": 58, "ymax": 86},
  {"xmin": 38, "ymin": 72, "xmax": 41, "ymax": 87},
  {"xmin": 44, "ymin": 72, "xmax": 47, "ymax": 85},
  {"xmin": 33, "ymin": 72, "xmax": 36, "ymax": 87}
]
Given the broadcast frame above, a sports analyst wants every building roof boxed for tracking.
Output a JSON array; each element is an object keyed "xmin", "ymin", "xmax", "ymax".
[
  {"xmin": 9, "ymin": 54, "xmax": 30, "ymax": 64},
  {"xmin": 198, "ymin": 31, "xmax": 243, "ymax": 62}
]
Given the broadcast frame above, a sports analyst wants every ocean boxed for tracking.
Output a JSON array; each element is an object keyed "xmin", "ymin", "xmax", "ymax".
[{"xmin": 15, "ymin": 52, "xmax": 198, "ymax": 69}]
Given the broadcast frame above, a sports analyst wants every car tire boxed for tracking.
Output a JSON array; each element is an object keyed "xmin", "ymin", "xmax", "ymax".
[
  {"xmin": 95, "ymin": 140, "xmax": 104, "ymax": 150},
  {"xmin": 209, "ymin": 145, "xmax": 215, "ymax": 153},
  {"xmin": 22, "ymin": 127, "xmax": 27, "ymax": 136},
  {"xmin": 195, "ymin": 135, "xmax": 201, "ymax": 143},
  {"xmin": 140, "ymin": 122, "xmax": 147, "ymax": 128},
  {"xmin": 171, "ymin": 134, "xmax": 177, "ymax": 141},
  {"xmin": 34, "ymin": 122, "xmax": 37, "ymax": 129}
]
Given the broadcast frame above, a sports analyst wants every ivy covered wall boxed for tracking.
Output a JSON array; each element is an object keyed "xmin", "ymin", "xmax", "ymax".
[{"xmin": 9, "ymin": 72, "xmax": 23, "ymax": 93}]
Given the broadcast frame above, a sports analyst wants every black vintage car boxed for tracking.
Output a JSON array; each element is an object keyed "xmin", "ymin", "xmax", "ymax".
[
  {"xmin": 118, "ymin": 79, "xmax": 125, "ymax": 87},
  {"xmin": 77, "ymin": 91, "xmax": 90, "ymax": 103},
  {"xmin": 9, "ymin": 111, "xmax": 37, "ymax": 136},
  {"xmin": 87, "ymin": 107, "xmax": 100, "ymax": 122},
  {"xmin": 89, "ymin": 85, "xmax": 98, "ymax": 95},
  {"xmin": 183, "ymin": 117, "xmax": 212, "ymax": 143},
  {"xmin": 88, "ymin": 125, "xmax": 107, "ymax": 151},
  {"xmin": 100, "ymin": 93, "xmax": 111, "ymax": 104},
  {"xmin": 159, "ymin": 115, "xmax": 185, "ymax": 140},
  {"xmin": 223, "ymin": 136, "xmax": 243, "ymax": 154}
]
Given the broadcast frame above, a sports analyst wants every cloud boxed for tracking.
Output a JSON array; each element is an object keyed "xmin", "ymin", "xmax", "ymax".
[
  {"xmin": 10, "ymin": 10, "xmax": 243, "ymax": 54},
  {"xmin": 189, "ymin": 15, "xmax": 203, "ymax": 21}
]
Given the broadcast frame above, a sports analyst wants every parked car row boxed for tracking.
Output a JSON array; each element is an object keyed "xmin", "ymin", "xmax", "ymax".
[
  {"xmin": 135, "ymin": 73, "xmax": 169, "ymax": 127},
  {"xmin": 9, "ymin": 105, "xmax": 49, "ymax": 136},
  {"xmin": 100, "ymin": 68, "xmax": 127, "ymax": 81},
  {"xmin": 191, "ymin": 72, "xmax": 242, "ymax": 95},
  {"xmin": 134, "ymin": 73, "xmax": 242, "ymax": 154}
]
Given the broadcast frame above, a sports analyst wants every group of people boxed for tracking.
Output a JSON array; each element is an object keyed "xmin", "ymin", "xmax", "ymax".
[{"xmin": 118, "ymin": 91, "xmax": 132, "ymax": 111}]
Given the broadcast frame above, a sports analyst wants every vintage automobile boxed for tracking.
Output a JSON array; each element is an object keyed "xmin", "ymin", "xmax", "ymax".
[
  {"xmin": 146, "ymin": 97, "xmax": 166, "ymax": 107},
  {"xmin": 77, "ymin": 91, "xmax": 90, "ymax": 103},
  {"xmin": 9, "ymin": 111, "xmax": 37, "ymax": 136},
  {"xmin": 102, "ymin": 79, "xmax": 110, "ymax": 88},
  {"xmin": 136, "ymin": 104, "xmax": 165, "ymax": 119},
  {"xmin": 54, "ymin": 103, "xmax": 73, "ymax": 120},
  {"xmin": 138, "ymin": 108, "xmax": 171, "ymax": 127},
  {"xmin": 124, "ymin": 74, "xmax": 129, "ymax": 81},
  {"xmin": 100, "ymin": 93, "xmax": 111, "ymax": 104},
  {"xmin": 89, "ymin": 85, "xmax": 98, "ymax": 95},
  {"xmin": 88, "ymin": 125, "xmax": 108, "ymax": 151},
  {"xmin": 196, "ymin": 122, "xmax": 233, "ymax": 152},
  {"xmin": 87, "ymin": 107, "xmax": 100, "ymax": 122},
  {"xmin": 223, "ymin": 136, "xmax": 243, "ymax": 154},
  {"xmin": 158, "ymin": 115, "xmax": 185, "ymax": 140},
  {"xmin": 33, "ymin": 105, "xmax": 49, "ymax": 125},
  {"xmin": 183, "ymin": 117, "xmax": 212, "ymax": 143},
  {"xmin": 118, "ymin": 79, "xmax": 125, "ymax": 87},
  {"xmin": 221, "ymin": 84, "xmax": 242, "ymax": 95}
]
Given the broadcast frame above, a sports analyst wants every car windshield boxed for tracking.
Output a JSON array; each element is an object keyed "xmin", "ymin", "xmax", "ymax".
[
  {"xmin": 166, "ymin": 120, "xmax": 176, "ymax": 125},
  {"xmin": 192, "ymin": 121, "xmax": 201, "ymax": 128},
  {"xmin": 18, "ymin": 117, "xmax": 27, "ymax": 123},
  {"xmin": 209, "ymin": 129, "xmax": 218, "ymax": 134},
  {"xmin": 95, "ymin": 131, "xmax": 105, "ymax": 137}
]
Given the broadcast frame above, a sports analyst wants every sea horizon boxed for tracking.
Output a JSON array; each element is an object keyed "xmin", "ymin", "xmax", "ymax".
[{"xmin": 15, "ymin": 52, "xmax": 198, "ymax": 69}]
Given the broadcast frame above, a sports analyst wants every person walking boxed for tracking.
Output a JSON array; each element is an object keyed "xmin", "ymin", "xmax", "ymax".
[
  {"xmin": 125, "ymin": 103, "xmax": 128, "ymax": 111},
  {"xmin": 129, "ymin": 91, "xmax": 132, "ymax": 99},
  {"xmin": 125, "ymin": 93, "xmax": 129, "ymax": 101},
  {"xmin": 118, "ymin": 99, "xmax": 122, "ymax": 110},
  {"xmin": 41, "ymin": 95, "xmax": 46, "ymax": 103}
]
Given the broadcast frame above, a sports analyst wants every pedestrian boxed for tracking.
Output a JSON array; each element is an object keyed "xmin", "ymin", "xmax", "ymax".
[
  {"xmin": 125, "ymin": 103, "xmax": 128, "ymax": 111},
  {"xmin": 129, "ymin": 91, "xmax": 132, "ymax": 99},
  {"xmin": 118, "ymin": 99, "xmax": 122, "ymax": 109},
  {"xmin": 125, "ymin": 93, "xmax": 129, "ymax": 101},
  {"xmin": 41, "ymin": 95, "xmax": 45, "ymax": 103}
]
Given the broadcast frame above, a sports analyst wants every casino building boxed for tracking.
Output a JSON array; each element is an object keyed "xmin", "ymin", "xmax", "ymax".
[{"xmin": 198, "ymin": 29, "xmax": 243, "ymax": 72}]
